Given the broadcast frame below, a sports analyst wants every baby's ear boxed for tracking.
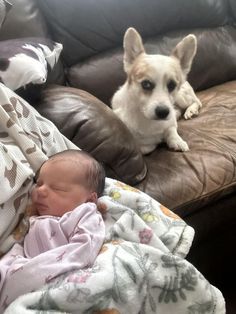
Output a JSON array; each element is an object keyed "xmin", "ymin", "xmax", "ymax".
[{"xmin": 88, "ymin": 192, "xmax": 98, "ymax": 204}]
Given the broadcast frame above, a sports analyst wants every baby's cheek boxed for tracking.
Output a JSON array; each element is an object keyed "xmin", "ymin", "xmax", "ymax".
[{"xmin": 31, "ymin": 187, "xmax": 37, "ymax": 203}]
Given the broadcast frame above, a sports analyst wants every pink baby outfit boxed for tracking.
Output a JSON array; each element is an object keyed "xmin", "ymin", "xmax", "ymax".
[
  {"xmin": 24, "ymin": 201, "xmax": 105, "ymax": 261},
  {"xmin": 0, "ymin": 202, "xmax": 105, "ymax": 312}
]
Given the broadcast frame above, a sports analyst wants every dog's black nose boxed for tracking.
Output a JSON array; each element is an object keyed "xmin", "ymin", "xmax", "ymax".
[{"xmin": 155, "ymin": 106, "xmax": 169, "ymax": 119}]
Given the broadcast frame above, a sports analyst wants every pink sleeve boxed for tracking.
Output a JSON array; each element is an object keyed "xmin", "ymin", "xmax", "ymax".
[{"xmin": 60, "ymin": 202, "xmax": 105, "ymax": 267}]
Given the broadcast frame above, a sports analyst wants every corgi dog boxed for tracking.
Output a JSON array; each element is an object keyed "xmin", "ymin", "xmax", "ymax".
[{"xmin": 111, "ymin": 27, "xmax": 202, "ymax": 155}]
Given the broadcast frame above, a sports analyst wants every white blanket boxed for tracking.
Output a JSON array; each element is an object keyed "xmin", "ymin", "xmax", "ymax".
[
  {"xmin": 0, "ymin": 83, "xmax": 76, "ymax": 255},
  {"xmin": 0, "ymin": 83, "xmax": 225, "ymax": 313}
]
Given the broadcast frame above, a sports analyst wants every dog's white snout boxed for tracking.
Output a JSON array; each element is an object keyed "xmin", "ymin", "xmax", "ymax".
[{"xmin": 155, "ymin": 105, "xmax": 169, "ymax": 120}]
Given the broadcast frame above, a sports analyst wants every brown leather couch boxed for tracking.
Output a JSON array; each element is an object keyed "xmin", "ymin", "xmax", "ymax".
[{"xmin": 1, "ymin": 0, "xmax": 236, "ymax": 312}]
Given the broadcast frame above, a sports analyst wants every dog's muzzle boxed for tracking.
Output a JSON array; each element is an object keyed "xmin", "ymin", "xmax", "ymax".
[{"xmin": 155, "ymin": 106, "xmax": 169, "ymax": 119}]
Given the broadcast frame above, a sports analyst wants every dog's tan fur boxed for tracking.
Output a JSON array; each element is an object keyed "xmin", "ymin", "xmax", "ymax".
[{"xmin": 112, "ymin": 28, "xmax": 202, "ymax": 154}]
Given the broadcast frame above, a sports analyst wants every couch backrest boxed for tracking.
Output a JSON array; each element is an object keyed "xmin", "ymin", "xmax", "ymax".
[
  {"xmin": 36, "ymin": 0, "xmax": 236, "ymax": 105},
  {"xmin": 36, "ymin": 0, "xmax": 231, "ymax": 64},
  {"xmin": 1, "ymin": 0, "xmax": 236, "ymax": 106},
  {"xmin": 0, "ymin": 0, "xmax": 48, "ymax": 39}
]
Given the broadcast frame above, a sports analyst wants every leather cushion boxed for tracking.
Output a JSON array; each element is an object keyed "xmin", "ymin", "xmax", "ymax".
[
  {"xmin": 136, "ymin": 81, "xmax": 236, "ymax": 214},
  {"xmin": 35, "ymin": 85, "xmax": 147, "ymax": 186}
]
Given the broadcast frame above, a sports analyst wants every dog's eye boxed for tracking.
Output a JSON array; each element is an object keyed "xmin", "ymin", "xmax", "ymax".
[
  {"xmin": 141, "ymin": 80, "xmax": 155, "ymax": 91},
  {"xmin": 167, "ymin": 80, "xmax": 177, "ymax": 93}
]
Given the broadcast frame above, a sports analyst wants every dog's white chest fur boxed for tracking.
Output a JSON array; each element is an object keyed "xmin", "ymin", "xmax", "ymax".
[
  {"xmin": 112, "ymin": 84, "xmax": 178, "ymax": 154},
  {"xmin": 111, "ymin": 28, "xmax": 202, "ymax": 155}
]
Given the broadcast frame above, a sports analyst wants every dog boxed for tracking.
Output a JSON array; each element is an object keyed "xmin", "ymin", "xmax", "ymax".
[{"xmin": 111, "ymin": 27, "xmax": 202, "ymax": 155}]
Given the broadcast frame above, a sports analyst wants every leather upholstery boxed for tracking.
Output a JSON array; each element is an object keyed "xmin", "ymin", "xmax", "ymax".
[
  {"xmin": 0, "ymin": 0, "xmax": 48, "ymax": 39},
  {"xmin": 36, "ymin": 86, "xmax": 147, "ymax": 185},
  {"xmin": 1, "ymin": 0, "xmax": 236, "ymax": 311},
  {"xmin": 37, "ymin": 0, "xmax": 236, "ymax": 105},
  {"xmin": 138, "ymin": 81, "xmax": 236, "ymax": 211}
]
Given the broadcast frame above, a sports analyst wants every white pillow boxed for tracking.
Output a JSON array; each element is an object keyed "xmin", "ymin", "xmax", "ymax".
[{"xmin": 0, "ymin": 38, "xmax": 63, "ymax": 90}]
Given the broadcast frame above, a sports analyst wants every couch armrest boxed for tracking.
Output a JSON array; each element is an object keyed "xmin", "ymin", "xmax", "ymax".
[{"xmin": 35, "ymin": 85, "xmax": 147, "ymax": 185}]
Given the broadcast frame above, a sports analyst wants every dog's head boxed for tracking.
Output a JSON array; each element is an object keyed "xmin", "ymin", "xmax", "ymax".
[{"xmin": 123, "ymin": 28, "xmax": 197, "ymax": 120}]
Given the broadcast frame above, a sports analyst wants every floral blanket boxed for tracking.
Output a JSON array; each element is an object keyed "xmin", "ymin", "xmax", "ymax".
[{"xmin": 0, "ymin": 83, "xmax": 225, "ymax": 313}]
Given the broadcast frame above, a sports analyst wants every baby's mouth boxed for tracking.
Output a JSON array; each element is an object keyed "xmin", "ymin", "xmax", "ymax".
[{"xmin": 35, "ymin": 202, "xmax": 48, "ymax": 212}]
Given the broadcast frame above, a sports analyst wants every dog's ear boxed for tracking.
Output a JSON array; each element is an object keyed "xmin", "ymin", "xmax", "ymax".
[
  {"xmin": 171, "ymin": 34, "xmax": 197, "ymax": 76},
  {"xmin": 123, "ymin": 27, "xmax": 145, "ymax": 73}
]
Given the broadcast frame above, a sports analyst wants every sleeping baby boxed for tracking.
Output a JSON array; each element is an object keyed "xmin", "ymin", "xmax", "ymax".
[{"xmin": 0, "ymin": 149, "xmax": 105, "ymax": 311}]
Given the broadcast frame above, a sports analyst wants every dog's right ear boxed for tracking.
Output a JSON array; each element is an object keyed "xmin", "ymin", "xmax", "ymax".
[{"xmin": 123, "ymin": 27, "xmax": 145, "ymax": 73}]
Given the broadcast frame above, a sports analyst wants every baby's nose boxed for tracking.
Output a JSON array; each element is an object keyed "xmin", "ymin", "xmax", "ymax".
[{"xmin": 36, "ymin": 184, "xmax": 48, "ymax": 197}]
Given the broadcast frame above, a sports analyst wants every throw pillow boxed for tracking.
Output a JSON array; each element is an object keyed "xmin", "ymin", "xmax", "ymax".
[{"xmin": 0, "ymin": 37, "xmax": 62, "ymax": 90}]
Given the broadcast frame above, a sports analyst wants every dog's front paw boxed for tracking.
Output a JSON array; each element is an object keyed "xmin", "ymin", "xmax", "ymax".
[
  {"xmin": 168, "ymin": 138, "xmax": 189, "ymax": 152},
  {"xmin": 184, "ymin": 101, "xmax": 202, "ymax": 119}
]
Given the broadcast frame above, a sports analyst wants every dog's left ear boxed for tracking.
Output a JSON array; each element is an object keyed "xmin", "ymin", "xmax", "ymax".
[{"xmin": 171, "ymin": 34, "xmax": 197, "ymax": 76}]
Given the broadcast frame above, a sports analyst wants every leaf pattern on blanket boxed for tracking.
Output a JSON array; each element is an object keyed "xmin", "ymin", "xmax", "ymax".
[
  {"xmin": 4, "ymin": 159, "xmax": 17, "ymax": 187},
  {"xmin": 4, "ymin": 178, "xmax": 224, "ymax": 314},
  {"xmin": 31, "ymin": 241, "xmax": 218, "ymax": 314},
  {"xmin": 0, "ymin": 82, "xmax": 225, "ymax": 313}
]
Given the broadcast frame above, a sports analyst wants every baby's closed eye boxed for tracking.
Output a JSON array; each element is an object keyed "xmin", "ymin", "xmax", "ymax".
[{"xmin": 51, "ymin": 185, "xmax": 69, "ymax": 192}]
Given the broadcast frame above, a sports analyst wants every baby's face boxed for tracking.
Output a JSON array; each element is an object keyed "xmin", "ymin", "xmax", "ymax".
[{"xmin": 31, "ymin": 158, "xmax": 95, "ymax": 216}]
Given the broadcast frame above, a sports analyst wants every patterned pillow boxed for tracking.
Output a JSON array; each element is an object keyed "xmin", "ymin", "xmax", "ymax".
[{"xmin": 0, "ymin": 37, "xmax": 62, "ymax": 90}]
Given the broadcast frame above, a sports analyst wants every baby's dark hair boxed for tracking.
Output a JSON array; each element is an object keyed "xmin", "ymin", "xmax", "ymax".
[{"xmin": 49, "ymin": 149, "xmax": 106, "ymax": 197}]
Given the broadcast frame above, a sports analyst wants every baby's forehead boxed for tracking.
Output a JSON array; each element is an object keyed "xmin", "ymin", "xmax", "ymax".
[
  {"xmin": 37, "ymin": 157, "xmax": 88, "ymax": 182},
  {"xmin": 42, "ymin": 155, "xmax": 91, "ymax": 175},
  {"xmin": 49, "ymin": 154, "xmax": 89, "ymax": 165}
]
